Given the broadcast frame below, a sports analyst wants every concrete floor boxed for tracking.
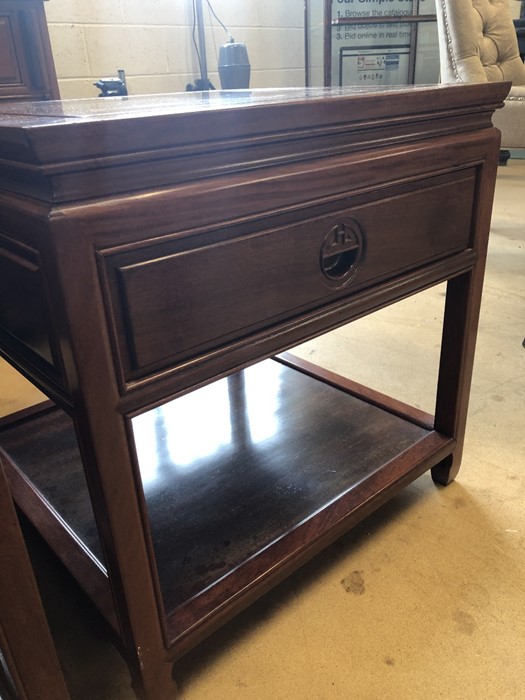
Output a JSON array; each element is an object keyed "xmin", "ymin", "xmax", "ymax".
[{"xmin": 1, "ymin": 159, "xmax": 524, "ymax": 699}]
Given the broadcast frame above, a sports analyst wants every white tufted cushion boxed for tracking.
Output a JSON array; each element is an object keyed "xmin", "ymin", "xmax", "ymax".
[
  {"xmin": 436, "ymin": 0, "xmax": 525, "ymax": 85},
  {"xmin": 436, "ymin": 0, "xmax": 525, "ymax": 148},
  {"xmin": 473, "ymin": 0, "xmax": 525, "ymax": 83}
]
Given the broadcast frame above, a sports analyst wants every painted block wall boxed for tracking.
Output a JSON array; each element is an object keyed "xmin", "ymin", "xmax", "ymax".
[{"xmin": 44, "ymin": 0, "xmax": 306, "ymax": 99}]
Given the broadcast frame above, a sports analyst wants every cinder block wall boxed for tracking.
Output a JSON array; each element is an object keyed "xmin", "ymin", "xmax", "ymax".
[{"xmin": 44, "ymin": 0, "xmax": 305, "ymax": 99}]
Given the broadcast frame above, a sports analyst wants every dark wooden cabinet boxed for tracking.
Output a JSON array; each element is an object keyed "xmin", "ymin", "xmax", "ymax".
[
  {"xmin": 0, "ymin": 84, "xmax": 508, "ymax": 698},
  {"xmin": 0, "ymin": 0, "xmax": 58, "ymax": 102}
]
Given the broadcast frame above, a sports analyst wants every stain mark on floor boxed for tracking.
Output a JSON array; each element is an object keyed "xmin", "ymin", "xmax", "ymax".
[
  {"xmin": 341, "ymin": 570, "xmax": 365, "ymax": 595},
  {"xmin": 453, "ymin": 610, "xmax": 477, "ymax": 635}
]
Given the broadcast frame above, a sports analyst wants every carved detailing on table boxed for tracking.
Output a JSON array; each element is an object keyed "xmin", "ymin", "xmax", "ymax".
[{"xmin": 320, "ymin": 218, "xmax": 365, "ymax": 285}]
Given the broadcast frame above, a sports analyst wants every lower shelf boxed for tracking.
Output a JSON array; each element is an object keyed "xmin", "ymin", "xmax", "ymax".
[{"xmin": 0, "ymin": 358, "xmax": 453, "ymax": 652}]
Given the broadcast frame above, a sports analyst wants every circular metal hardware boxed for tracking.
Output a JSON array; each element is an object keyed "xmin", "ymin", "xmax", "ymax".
[{"xmin": 320, "ymin": 219, "xmax": 365, "ymax": 286}]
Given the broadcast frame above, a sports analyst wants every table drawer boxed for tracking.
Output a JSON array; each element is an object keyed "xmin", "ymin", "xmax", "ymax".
[{"xmin": 102, "ymin": 169, "xmax": 476, "ymax": 381}]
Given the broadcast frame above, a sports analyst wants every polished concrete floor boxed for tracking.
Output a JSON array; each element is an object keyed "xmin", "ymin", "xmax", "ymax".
[{"xmin": 1, "ymin": 160, "xmax": 524, "ymax": 699}]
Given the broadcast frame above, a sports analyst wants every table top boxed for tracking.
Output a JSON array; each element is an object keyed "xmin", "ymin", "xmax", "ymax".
[
  {"xmin": 0, "ymin": 83, "xmax": 509, "ymax": 203},
  {"xmin": 0, "ymin": 84, "xmax": 497, "ymax": 124}
]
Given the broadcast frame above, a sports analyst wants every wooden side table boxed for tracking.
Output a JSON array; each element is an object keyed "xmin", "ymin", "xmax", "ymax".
[{"xmin": 0, "ymin": 84, "xmax": 508, "ymax": 698}]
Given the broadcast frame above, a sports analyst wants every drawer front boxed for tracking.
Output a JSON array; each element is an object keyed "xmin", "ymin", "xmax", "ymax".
[{"xmin": 102, "ymin": 169, "xmax": 476, "ymax": 380}]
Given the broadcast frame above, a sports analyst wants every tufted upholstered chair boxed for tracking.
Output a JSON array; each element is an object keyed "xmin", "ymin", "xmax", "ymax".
[{"xmin": 435, "ymin": 0, "xmax": 525, "ymax": 154}]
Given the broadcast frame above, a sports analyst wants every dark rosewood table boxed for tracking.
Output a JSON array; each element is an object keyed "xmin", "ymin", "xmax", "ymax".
[{"xmin": 0, "ymin": 84, "xmax": 507, "ymax": 698}]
